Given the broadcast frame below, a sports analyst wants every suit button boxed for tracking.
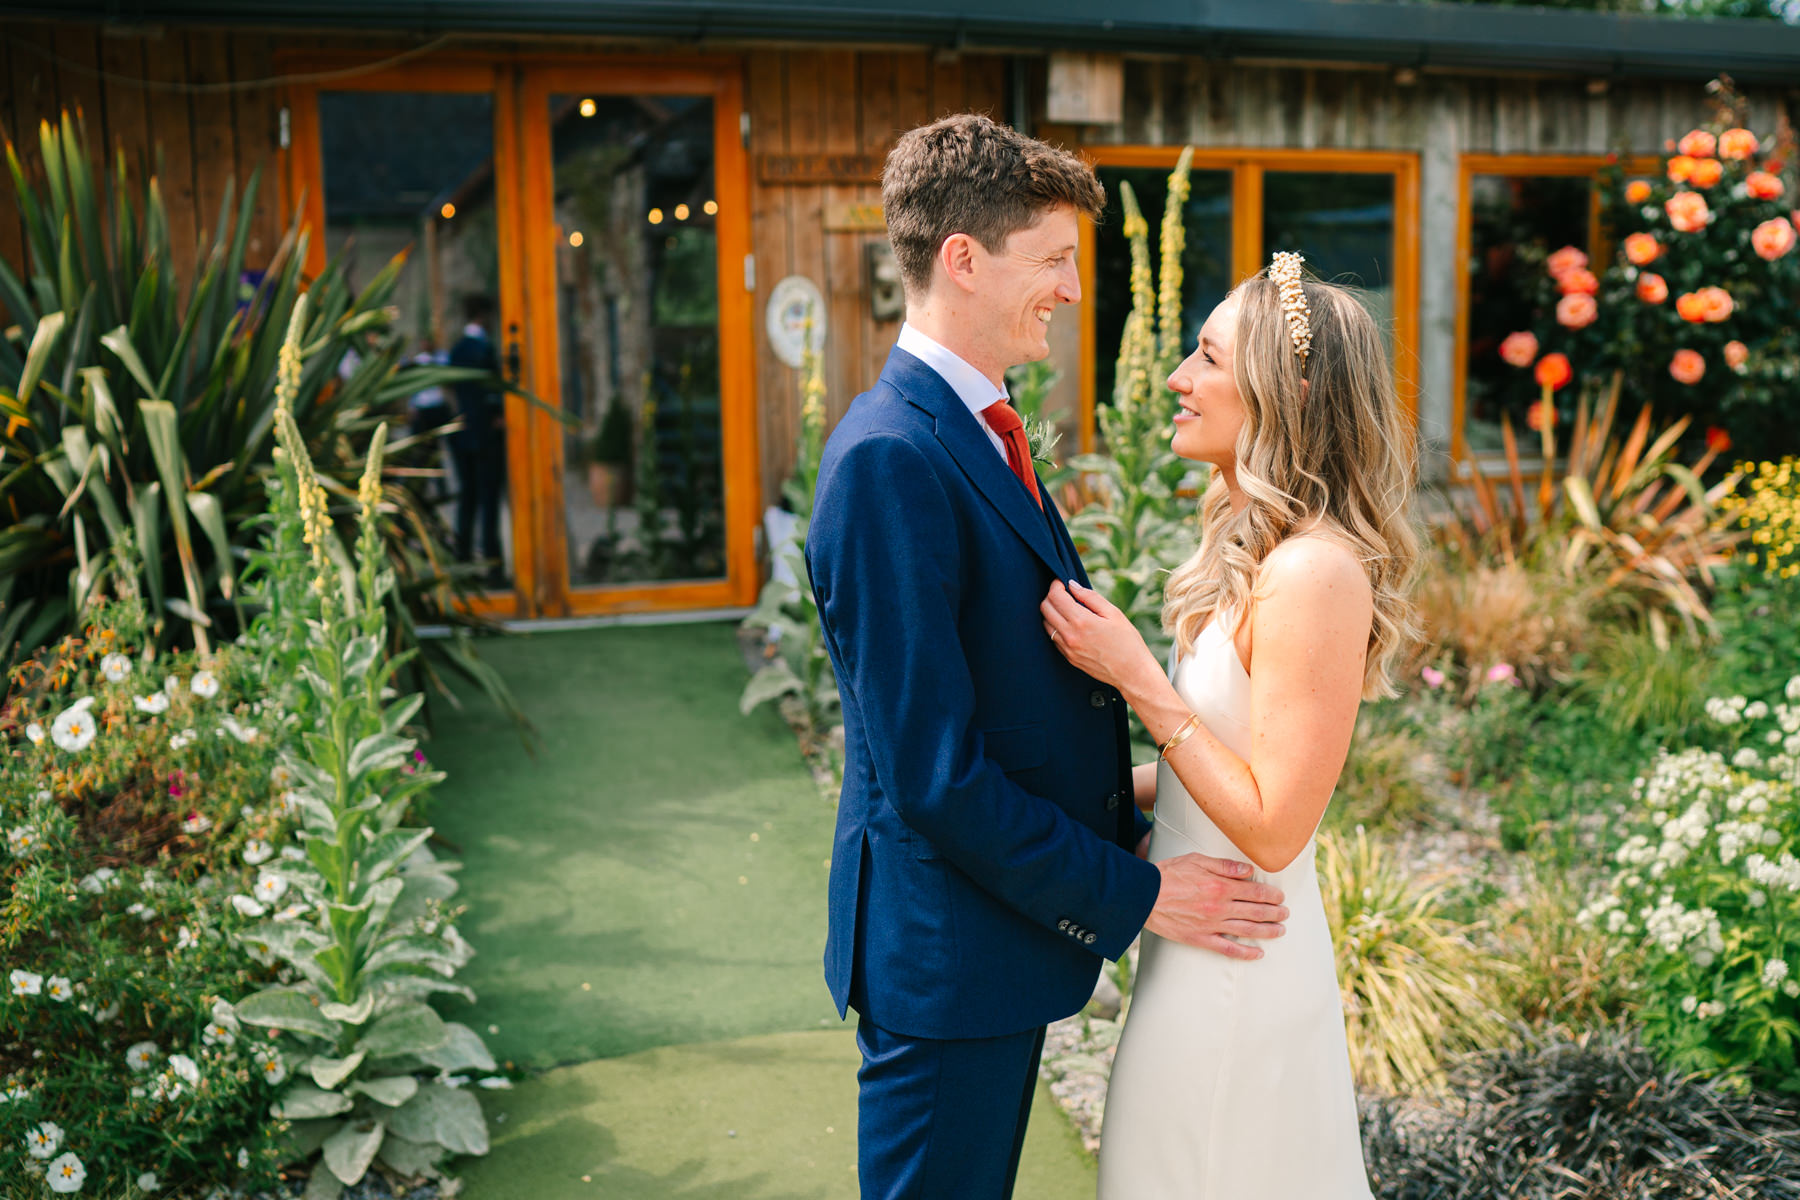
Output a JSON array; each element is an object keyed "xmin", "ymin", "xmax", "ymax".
[
  {"xmin": 1057, "ymin": 919, "xmax": 1070, "ymax": 931},
  {"xmin": 1089, "ymin": 689, "xmax": 1108, "ymax": 709},
  {"xmin": 1084, "ymin": 932, "xmax": 1098, "ymax": 945},
  {"xmin": 1105, "ymin": 791, "xmax": 1123, "ymax": 812}
]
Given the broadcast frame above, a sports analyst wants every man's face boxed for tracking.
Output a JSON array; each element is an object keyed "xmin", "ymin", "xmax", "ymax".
[{"xmin": 966, "ymin": 204, "xmax": 1082, "ymax": 370}]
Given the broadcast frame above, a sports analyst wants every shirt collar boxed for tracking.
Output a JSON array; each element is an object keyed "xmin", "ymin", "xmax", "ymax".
[{"xmin": 896, "ymin": 323, "xmax": 1008, "ymax": 422}]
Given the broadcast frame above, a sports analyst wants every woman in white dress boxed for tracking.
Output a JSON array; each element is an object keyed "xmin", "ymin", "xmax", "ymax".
[{"xmin": 1041, "ymin": 253, "xmax": 1421, "ymax": 1199}]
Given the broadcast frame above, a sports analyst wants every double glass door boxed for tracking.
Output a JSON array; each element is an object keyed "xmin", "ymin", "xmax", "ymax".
[{"xmin": 290, "ymin": 57, "xmax": 755, "ymax": 618}]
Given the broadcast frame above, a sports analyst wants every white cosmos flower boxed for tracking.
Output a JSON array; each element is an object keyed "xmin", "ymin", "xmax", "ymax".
[
  {"xmin": 8, "ymin": 825, "xmax": 38, "ymax": 856},
  {"xmin": 25, "ymin": 1121, "xmax": 63, "ymax": 1158},
  {"xmin": 125, "ymin": 902, "xmax": 155, "ymax": 922},
  {"xmin": 94, "ymin": 999, "xmax": 120, "ymax": 1023},
  {"xmin": 230, "ymin": 894, "xmax": 267, "ymax": 918},
  {"xmin": 190, "ymin": 671, "xmax": 220, "ymax": 699},
  {"xmin": 51, "ymin": 705, "xmax": 97, "ymax": 752},
  {"xmin": 133, "ymin": 692, "xmax": 170, "ymax": 715},
  {"xmin": 203, "ymin": 1019, "xmax": 236, "ymax": 1048},
  {"xmin": 77, "ymin": 868, "xmax": 117, "ymax": 894},
  {"xmin": 220, "ymin": 716, "xmax": 259, "ymax": 743},
  {"xmin": 180, "ymin": 813, "xmax": 212, "ymax": 835},
  {"xmin": 252, "ymin": 874, "xmax": 288, "ymax": 904},
  {"xmin": 44, "ymin": 976, "xmax": 73, "ymax": 1003},
  {"xmin": 242, "ymin": 840, "xmax": 273, "ymax": 866},
  {"xmin": 254, "ymin": 1047, "xmax": 287, "ymax": 1085},
  {"xmin": 101, "ymin": 653, "xmax": 132, "ymax": 682},
  {"xmin": 168, "ymin": 728, "xmax": 196, "ymax": 751},
  {"xmin": 270, "ymin": 764, "xmax": 293, "ymax": 789},
  {"xmin": 126, "ymin": 1041, "xmax": 158, "ymax": 1072},
  {"xmin": 25, "ymin": 722, "xmax": 44, "ymax": 745},
  {"xmin": 175, "ymin": 927, "xmax": 198, "ymax": 951},
  {"xmin": 10, "ymin": 969, "xmax": 43, "ymax": 996},
  {"xmin": 47, "ymin": 1151, "xmax": 84, "ymax": 1194},
  {"xmin": 168, "ymin": 1054, "xmax": 200, "ymax": 1088},
  {"xmin": 137, "ymin": 1172, "xmax": 160, "ymax": 1193}
]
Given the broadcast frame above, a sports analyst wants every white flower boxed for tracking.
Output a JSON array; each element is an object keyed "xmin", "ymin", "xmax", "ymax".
[
  {"xmin": 169, "ymin": 728, "xmax": 197, "ymax": 751},
  {"xmin": 126, "ymin": 1041, "xmax": 158, "ymax": 1072},
  {"xmin": 203, "ymin": 1001, "xmax": 238, "ymax": 1047},
  {"xmin": 273, "ymin": 902, "xmax": 309, "ymax": 922},
  {"xmin": 236, "ymin": 1147, "xmax": 249, "ymax": 1169},
  {"xmin": 252, "ymin": 874, "xmax": 288, "ymax": 905},
  {"xmin": 47, "ymin": 1151, "xmax": 84, "ymax": 1194},
  {"xmin": 168, "ymin": 1053, "xmax": 200, "ymax": 1088},
  {"xmin": 1786, "ymin": 980, "xmax": 1800, "ymax": 999},
  {"xmin": 125, "ymin": 902, "xmax": 155, "ymax": 922},
  {"xmin": 94, "ymin": 999, "xmax": 120, "ymax": 1023},
  {"xmin": 230, "ymin": 894, "xmax": 267, "ymax": 918},
  {"xmin": 1697, "ymin": 1000, "xmax": 1727, "ymax": 1019},
  {"xmin": 24, "ymin": 722, "xmax": 44, "ymax": 745},
  {"xmin": 137, "ymin": 1173, "xmax": 160, "ymax": 1193},
  {"xmin": 162, "ymin": 674, "xmax": 178, "ymax": 696},
  {"xmin": 101, "ymin": 653, "xmax": 132, "ymax": 682},
  {"xmin": 10, "ymin": 969, "xmax": 43, "ymax": 996},
  {"xmin": 77, "ymin": 868, "xmax": 117, "ymax": 894},
  {"xmin": 133, "ymin": 692, "xmax": 170, "ymax": 715},
  {"xmin": 190, "ymin": 671, "xmax": 220, "ymax": 700},
  {"xmin": 477, "ymin": 1076, "xmax": 513, "ymax": 1089},
  {"xmin": 242, "ymin": 840, "xmax": 273, "ymax": 866},
  {"xmin": 44, "ymin": 976, "xmax": 73, "ymax": 1003},
  {"xmin": 8, "ymin": 825, "xmax": 39, "ymax": 856},
  {"xmin": 51, "ymin": 704, "xmax": 97, "ymax": 752},
  {"xmin": 180, "ymin": 813, "xmax": 212, "ymax": 835},
  {"xmin": 1764, "ymin": 959, "xmax": 1790, "ymax": 988},
  {"xmin": 1786, "ymin": 676, "xmax": 1800, "ymax": 703},
  {"xmin": 1681, "ymin": 994, "xmax": 1698, "ymax": 1013},
  {"xmin": 175, "ymin": 927, "xmax": 199, "ymax": 952},
  {"xmin": 1734, "ymin": 747, "xmax": 1762, "ymax": 769},
  {"xmin": 219, "ymin": 716, "xmax": 259, "ymax": 743},
  {"xmin": 25, "ymin": 1121, "xmax": 63, "ymax": 1159},
  {"xmin": 254, "ymin": 1047, "xmax": 287, "ymax": 1085}
]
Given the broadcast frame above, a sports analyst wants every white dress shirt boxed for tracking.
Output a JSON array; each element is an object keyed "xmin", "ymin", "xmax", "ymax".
[{"xmin": 895, "ymin": 323, "xmax": 1009, "ymax": 461}]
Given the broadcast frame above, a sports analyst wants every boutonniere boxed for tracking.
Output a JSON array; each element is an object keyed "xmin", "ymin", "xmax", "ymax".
[{"xmin": 1026, "ymin": 417, "xmax": 1062, "ymax": 469}]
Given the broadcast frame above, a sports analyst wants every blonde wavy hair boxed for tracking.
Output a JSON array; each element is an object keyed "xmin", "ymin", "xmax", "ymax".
[{"xmin": 1161, "ymin": 267, "xmax": 1422, "ymax": 700}]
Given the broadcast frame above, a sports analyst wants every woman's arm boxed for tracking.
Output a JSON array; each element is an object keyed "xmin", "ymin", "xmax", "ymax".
[
  {"xmin": 1043, "ymin": 538, "xmax": 1371, "ymax": 873},
  {"xmin": 1132, "ymin": 760, "xmax": 1158, "ymax": 810}
]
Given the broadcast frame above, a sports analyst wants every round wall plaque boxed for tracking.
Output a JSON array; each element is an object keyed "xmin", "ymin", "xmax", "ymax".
[{"xmin": 765, "ymin": 275, "xmax": 828, "ymax": 369}]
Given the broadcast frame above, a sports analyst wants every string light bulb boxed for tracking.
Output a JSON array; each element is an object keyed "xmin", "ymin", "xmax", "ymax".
[
  {"xmin": 440, "ymin": 202, "xmax": 456, "ymax": 220},
  {"xmin": 569, "ymin": 231, "xmax": 584, "ymax": 247},
  {"xmin": 579, "ymin": 98, "xmax": 597, "ymax": 118},
  {"xmin": 703, "ymin": 199, "xmax": 718, "ymax": 216},
  {"xmin": 674, "ymin": 203, "xmax": 690, "ymax": 221},
  {"xmin": 648, "ymin": 208, "xmax": 664, "ymax": 225}
]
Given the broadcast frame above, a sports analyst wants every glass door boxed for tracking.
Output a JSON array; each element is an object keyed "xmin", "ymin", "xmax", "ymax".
[{"xmin": 521, "ymin": 63, "xmax": 758, "ymax": 616}]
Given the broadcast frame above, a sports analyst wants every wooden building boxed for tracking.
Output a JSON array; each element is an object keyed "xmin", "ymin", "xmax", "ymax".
[{"xmin": 3, "ymin": 1, "xmax": 1798, "ymax": 619}]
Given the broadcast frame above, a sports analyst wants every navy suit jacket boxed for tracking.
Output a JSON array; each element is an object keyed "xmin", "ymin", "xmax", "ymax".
[{"xmin": 805, "ymin": 347, "xmax": 1161, "ymax": 1041}]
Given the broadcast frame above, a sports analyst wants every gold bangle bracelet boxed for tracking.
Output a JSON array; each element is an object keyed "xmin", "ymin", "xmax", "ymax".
[{"xmin": 1158, "ymin": 713, "xmax": 1202, "ymax": 759}]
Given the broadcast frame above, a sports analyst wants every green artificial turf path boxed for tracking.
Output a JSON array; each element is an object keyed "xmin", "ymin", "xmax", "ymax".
[{"xmin": 422, "ymin": 623, "xmax": 1097, "ymax": 1198}]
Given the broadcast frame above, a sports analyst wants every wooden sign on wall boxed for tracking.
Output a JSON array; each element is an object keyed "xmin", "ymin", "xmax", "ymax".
[
  {"xmin": 1046, "ymin": 52, "xmax": 1124, "ymax": 125},
  {"xmin": 824, "ymin": 203, "xmax": 886, "ymax": 232},
  {"xmin": 758, "ymin": 153, "xmax": 885, "ymax": 185}
]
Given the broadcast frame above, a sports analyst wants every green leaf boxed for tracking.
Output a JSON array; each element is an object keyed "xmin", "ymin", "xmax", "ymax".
[
  {"xmin": 417, "ymin": 1022, "xmax": 496, "ymax": 1074},
  {"xmin": 740, "ymin": 659, "xmax": 803, "ymax": 715},
  {"xmin": 319, "ymin": 992, "xmax": 376, "ymax": 1026},
  {"xmin": 359, "ymin": 829, "xmax": 433, "ymax": 891},
  {"xmin": 376, "ymin": 1133, "xmax": 448, "ymax": 1177},
  {"xmin": 347, "ymin": 1075, "xmax": 419, "ymax": 1107},
  {"xmin": 322, "ymin": 1120, "xmax": 385, "ymax": 1186},
  {"xmin": 186, "ymin": 489, "xmax": 235, "ymax": 598},
  {"xmin": 385, "ymin": 1081, "xmax": 489, "ymax": 1155},
  {"xmin": 354, "ymin": 1003, "xmax": 450, "ymax": 1059},
  {"xmin": 305, "ymin": 1051, "xmax": 366, "ymax": 1091},
  {"xmin": 15, "ymin": 310, "xmax": 65, "ymax": 404},
  {"xmin": 237, "ymin": 986, "xmax": 342, "ymax": 1041},
  {"xmin": 348, "ymin": 731, "xmax": 413, "ymax": 781},
  {"xmin": 98, "ymin": 324, "xmax": 160, "ymax": 400},
  {"xmin": 273, "ymin": 1082, "xmax": 355, "ymax": 1120}
]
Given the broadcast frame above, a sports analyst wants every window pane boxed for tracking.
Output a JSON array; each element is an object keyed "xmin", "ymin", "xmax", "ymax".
[
  {"xmin": 551, "ymin": 93, "xmax": 725, "ymax": 586},
  {"xmin": 1463, "ymin": 174, "xmax": 1593, "ymax": 455},
  {"xmin": 1093, "ymin": 166, "xmax": 1233, "ymax": 411},
  {"xmin": 1262, "ymin": 171, "xmax": 1395, "ymax": 342},
  {"xmin": 318, "ymin": 91, "xmax": 514, "ymax": 588}
]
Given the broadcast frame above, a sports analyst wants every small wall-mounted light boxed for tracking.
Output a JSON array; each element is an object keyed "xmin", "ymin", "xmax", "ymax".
[
  {"xmin": 674, "ymin": 203, "xmax": 691, "ymax": 221},
  {"xmin": 569, "ymin": 231, "xmax": 584, "ymax": 247},
  {"xmin": 440, "ymin": 202, "xmax": 456, "ymax": 219},
  {"xmin": 648, "ymin": 208, "xmax": 664, "ymax": 225},
  {"xmin": 703, "ymin": 199, "xmax": 718, "ymax": 216},
  {"xmin": 579, "ymin": 98, "xmax": 597, "ymax": 118}
]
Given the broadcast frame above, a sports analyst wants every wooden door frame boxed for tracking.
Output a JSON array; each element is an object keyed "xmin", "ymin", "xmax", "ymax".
[
  {"xmin": 519, "ymin": 60, "xmax": 759, "ymax": 618},
  {"xmin": 1451, "ymin": 153, "xmax": 1662, "ymax": 471},
  {"xmin": 280, "ymin": 50, "xmax": 760, "ymax": 619},
  {"xmin": 1074, "ymin": 146, "xmax": 1421, "ymax": 454}
]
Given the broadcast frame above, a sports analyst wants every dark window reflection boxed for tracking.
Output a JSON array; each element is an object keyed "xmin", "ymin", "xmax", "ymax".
[{"xmin": 1262, "ymin": 171, "xmax": 1396, "ymax": 345}]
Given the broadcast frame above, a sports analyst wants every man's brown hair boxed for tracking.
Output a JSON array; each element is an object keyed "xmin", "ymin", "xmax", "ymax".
[{"xmin": 881, "ymin": 113, "xmax": 1105, "ymax": 297}]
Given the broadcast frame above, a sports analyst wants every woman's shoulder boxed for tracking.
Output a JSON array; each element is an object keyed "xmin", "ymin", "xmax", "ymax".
[{"xmin": 1258, "ymin": 532, "xmax": 1371, "ymax": 606}]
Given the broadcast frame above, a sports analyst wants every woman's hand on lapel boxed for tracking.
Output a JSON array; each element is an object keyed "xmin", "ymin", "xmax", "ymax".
[{"xmin": 1041, "ymin": 580, "xmax": 1162, "ymax": 700}]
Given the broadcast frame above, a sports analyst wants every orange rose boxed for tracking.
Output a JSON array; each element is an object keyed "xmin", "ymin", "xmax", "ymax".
[
  {"xmin": 1623, "ymin": 232, "xmax": 1661, "ymax": 265},
  {"xmin": 1625, "ymin": 179, "xmax": 1653, "ymax": 205},
  {"xmin": 1698, "ymin": 286, "xmax": 1734, "ymax": 323},
  {"xmin": 1636, "ymin": 273, "xmax": 1669, "ymax": 304},
  {"xmin": 1669, "ymin": 348, "xmax": 1706, "ymax": 385},
  {"xmin": 1546, "ymin": 245, "xmax": 1589, "ymax": 279},
  {"xmin": 1719, "ymin": 128, "xmax": 1759, "ymax": 160},
  {"xmin": 1707, "ymin": 426, "xmax": 1733, "ymax": 452},
  {"xmin": 1675, "ymin": 291, "xmax": 1707, "ymax": 322},
  {"xmin": 1679, "ymin": 130, "xmax": 1717, "ymax": 158},
  {"xmin": 1747, "ymin": 171, "xmax": 1787, "ymax": 201},
  {"xmin": 1752, "ymin": 216, "xmax": 1797, "ymax": 261},
  {"xmin": 1690, "ymin": 158, "xmax": 1723, "ymax": 189},
  {"xmin": 1724, "ymin": 341, "xmax": 1749, "ymax": 371},
  {"xmin": 1535, "ymin": 353, "xmax": 1573, "ymax": 391},
  {"xmin": 1665, "ymin": 191, "xmax": 1711, "ymax": 233},
  {"xmin": 1527, "ymin": 400, "xmax": 1557, "ymax": 432},
  {"xmin": 1556, "ymin": 293, "xmax": 1598, "ymax": 329},
  {"xmin": 1499, "ymin": 331, "xmax": 1539, "ymax": 368},
  {"xmin": 1667, "ymin": 155, "xmax": 1696, "ymax": 184},
  {"xmin": 1556, "ymin": 267, "xmax": 1599, "ymax": 296}
]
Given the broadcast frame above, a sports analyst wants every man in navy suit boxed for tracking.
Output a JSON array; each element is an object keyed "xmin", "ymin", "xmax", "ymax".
[{"xmin": 805, "ymin": 114, "xmax": 1291, "ymax": 1199}]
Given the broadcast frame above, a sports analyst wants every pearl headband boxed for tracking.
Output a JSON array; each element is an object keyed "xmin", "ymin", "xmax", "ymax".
[{"xmin": 1269, "ymin": 251, "xmax": 1312, "ymax": 373}]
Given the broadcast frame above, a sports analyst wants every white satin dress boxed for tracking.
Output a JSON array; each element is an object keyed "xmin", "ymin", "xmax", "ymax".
[{"xmin": 1096, "ymin": 616, "xmax": 1372, "ymax": 1199}]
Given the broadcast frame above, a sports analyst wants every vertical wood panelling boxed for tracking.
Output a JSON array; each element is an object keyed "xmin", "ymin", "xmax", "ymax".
[
  {"xmin": 858, "ymin": 50, "xmax": 900, "ymax": 392},
  {"xmin": 929, "ymin": 54, "xmax": 965, "ymax": 120},
  {"xmin": 51, "ymin": 25, "xmax": 105, "ymax": 144},
  {"xmin": 747, "ymin": 49, "xmax": 796, "ymax": 516},
  {"xmin": 98, "ymin": 33, "xmax": 155, "ymax": 186},
  {"xmin": 819, "ymin": 49, "xmax": 862, "ymax": 426},
  {"xmin": 228, "ymin": 34, "xmax": 282, "ymax": 264},
  {"xmin": 0, "ymin": 29, "xmax": 26, "ymax": 284},
  {"xmin": 185, "ymin": 31, "xmax": 237, "ymax": 248},
  {"xmin": 142, "ymin": 31, "xmax": 202, "ymax": 287}
]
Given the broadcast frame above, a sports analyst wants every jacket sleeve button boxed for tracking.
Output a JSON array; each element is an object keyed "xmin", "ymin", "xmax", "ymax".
[
  {"xmin": 1084, "ymin": 932, "xmax": 1098, "ymax": 945},
  {"xmin": 1089, "ymin": 689, "xmax": 1108, "ymax": 709},
  {"xmin": 1057, "ymin": 919, "xmax": 1070, "ymax": 931}
]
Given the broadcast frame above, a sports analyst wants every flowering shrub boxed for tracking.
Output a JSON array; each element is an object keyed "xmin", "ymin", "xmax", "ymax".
[
  {"xmin": 1579, "ymin": 674, "xmax": 1800, "ymax": 1091},
  {"xmin": 1495, "ymin": 85, "xmax": 1800, "ymax": 454},
  {"xmin": 1722, "ymin": 455, "xmax": 1800, "ymax": 580}
]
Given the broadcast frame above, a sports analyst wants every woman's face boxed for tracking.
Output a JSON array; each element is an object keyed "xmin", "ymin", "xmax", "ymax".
[{"xmin": 1168, "ymin": 293, "xmax": 1247, "ymax": 467}]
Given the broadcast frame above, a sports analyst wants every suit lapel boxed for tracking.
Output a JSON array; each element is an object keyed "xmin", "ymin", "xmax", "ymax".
[{"xmin": 882, "ymin": 348, "xmax": 1066, "ymax": 577}]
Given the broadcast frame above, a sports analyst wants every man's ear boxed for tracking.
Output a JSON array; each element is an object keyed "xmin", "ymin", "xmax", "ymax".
[{"xmin": 938, "ymin": 233, "xmax": 981, "ymax": 295}]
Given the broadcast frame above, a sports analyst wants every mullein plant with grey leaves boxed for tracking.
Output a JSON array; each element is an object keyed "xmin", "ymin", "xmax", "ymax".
[
  {"xmin": 231, "ymin": 301, "xmax": 496, "ymax": 1197},
  {"xmin": 1066, "ymin": 147, "xmax": 1209, "ymax": 676}
]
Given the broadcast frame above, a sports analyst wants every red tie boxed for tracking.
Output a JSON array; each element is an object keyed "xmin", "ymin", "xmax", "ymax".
[{"xmin": 981, "ymin": 400, "xmax": 1042, "ymax": 510}]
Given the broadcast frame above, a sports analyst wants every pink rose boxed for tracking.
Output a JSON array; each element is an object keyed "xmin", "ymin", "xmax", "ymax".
[
  {"xmin": 1421, "ymin": 666, "xmax": 1446, "ymax": 690},
  {"xmin": 1485, "ymin": 663, "xmax": 1516, "ymax": 685}
]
